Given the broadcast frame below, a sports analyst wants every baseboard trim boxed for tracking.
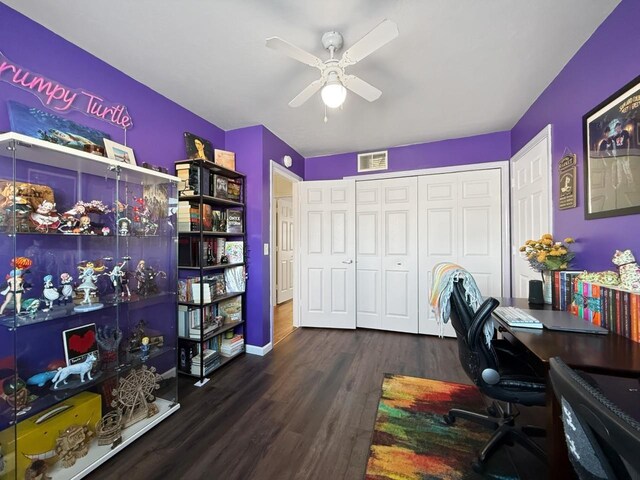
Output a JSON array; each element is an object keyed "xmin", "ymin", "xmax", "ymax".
[{"xmin": 246, "ymin": 342, "xmax": 273, "ymax": 356}]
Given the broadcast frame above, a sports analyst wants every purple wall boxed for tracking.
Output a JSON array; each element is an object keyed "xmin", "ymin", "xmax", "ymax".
[
  {"xmin": 225, "ymin": 126, "xmax": 303, "ymax": 347},
  {"xmin": 0, "ymin": 4, "xmax": 225, "ymax": 167},
  {"xmin": 511, "ymin": 0, "xmax": 640, "ymax": 271},
  {"xmin": 305, "ymin": 131, "xmax": 511, "ymax": 180}
]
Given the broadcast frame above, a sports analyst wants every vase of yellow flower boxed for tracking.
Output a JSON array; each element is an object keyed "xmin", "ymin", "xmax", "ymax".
[{"xmin": 519, "ymin": 234, "xmax": 576, "ymax": 304}]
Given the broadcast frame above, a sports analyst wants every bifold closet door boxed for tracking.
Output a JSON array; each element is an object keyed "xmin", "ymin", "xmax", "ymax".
[
  {"xmin": 418, "ymin": 169, "xmax": 503, "ymax": 337},
  {"xmin": 356, "ymin": 177, "xmax": 418, "ymax": 333},
  {"xmin": 299, "ymin": 180, "xmax": 356, "ymax": 329}
]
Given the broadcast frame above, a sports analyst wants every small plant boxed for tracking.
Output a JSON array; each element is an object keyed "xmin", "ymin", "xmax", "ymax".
[{"xmin": 520, "ymin": 234, "xmax": 575, "ymax": 271}]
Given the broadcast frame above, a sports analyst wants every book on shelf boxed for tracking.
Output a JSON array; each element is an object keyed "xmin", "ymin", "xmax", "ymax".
[
  {"xmin": 213, "ymin": 174, "xmax": 228, "ymax": 199},
  {"xmin": 178, "ymin": 236, "xmax": 193, "ymax": 266},
  {"xmin": 226, "ymin": 208, "xmax": 243, "ymax": 233},
  {"xmin": 178, "ymin": 338, "xmax": 199, "ymax": 372},
  {"xmin": 177, "ymin": 201, "xmax": 199, "ymax": 231},
  {"xmin": 226, "ymin": 178, "xmax": 243, "ymax": 202},
  {"xmin": 551, "ymin": 270, "xmax": 581, "ymax": 311},
  {"xmin": 176, "ymin": 163, "xmax": 201, "ymax": 196},
  {"xmin": 209, "ymin": 273, "xmax": 226, "ymax": 297},
  {"xmin": 191, "ymin": 348, "xmax": 221, "ymax": 375},
  {"xmin": 224, "ymin": 241, "xmax": 243, "ymax": 264},
  {"xmin": 202, "ymin": 204, "xmax": 213, "ymax": 231},
  {"xmin": 215, "ymin": 238, "xmax": 226, "ymax": 264},
  {"xmin": 224, "ymin": 266, "xmax": 245, "ymax": 293},
  {"xmin": 212, "ymin": 209, "xmax": 226, "ymax": 232},
  {"xmin": 221, "ymin": 334, "xmax": 244, "ymax": 357},
  {"xmin": 191, "ymin": 281, "xmax": 211, "ymax": 304},
  {"xmin": 218, "ymin": 295, "xmax": 242, "ymax": 323}
]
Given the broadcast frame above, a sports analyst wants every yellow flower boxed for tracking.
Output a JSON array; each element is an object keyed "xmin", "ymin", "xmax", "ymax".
[
  {"xmin": 542, "ymin": 238, "xmax": 553, "ymax": 246},
  {"xmin": 560, "ymin": 263, "xmax": 568, "ymax": 269},
  {"xmin": 542, "ymin": 234, "xmax": 553, "ymax": 240},
  {"xmin": 537, "ymin": 252, "xmax": 547, "ymax": 262},
  {"xmin": 564, "ymin": 237, "xmax": 574, "ymax": 243},
  {"xmin": 519, "ymin": 246, "xmax": 526, "ymax": 252},
  {"xmin": 558, "ymin": 248, "xmax": 567, "ymax": 255}
]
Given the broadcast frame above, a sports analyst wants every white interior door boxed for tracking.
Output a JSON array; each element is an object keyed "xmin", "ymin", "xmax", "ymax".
[
  {"xmin": 299, "ymin": 180, "xmax": 356, "ymax": 329},
  {"xmin": 511, "ymin": 128, "xmax": 551, "ymax": 298},
  {"xmin": 418, "ymin": 169, "xmax": 503, "ymax": 337},
  {"xmin": 356, "ymin": 178, "xmax": 418, "ymax": 333},
  {"xmin": 276, "ymin": 197, "xmax": 294, "ymax": 304}
]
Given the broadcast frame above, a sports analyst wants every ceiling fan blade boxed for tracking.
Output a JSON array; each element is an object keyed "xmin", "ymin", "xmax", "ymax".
[
  {"xmin": 266, "ymin": 37, "xmax": 324, "ymax": 69},
  {"xmin": 288, "ymin": 79, "xmax": 324, "ymax": 107},
  {"xmin": 339, "ymin": 19, "xmax": 399, "ymax": 68},
  {"xmin": 343, "ymin": 75, "xmax": 382, "ymax": 102}
]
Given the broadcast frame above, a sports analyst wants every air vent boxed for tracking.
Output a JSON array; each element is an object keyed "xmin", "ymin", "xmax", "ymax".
[{"xmin": 357, "ymin": 150, "xmax": 388, "ymax": 172}]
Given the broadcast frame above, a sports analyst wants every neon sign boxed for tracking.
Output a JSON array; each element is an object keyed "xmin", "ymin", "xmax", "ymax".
[{"xmin": 0, "ymin": 51, "xmax": 133, "ymax": 129}]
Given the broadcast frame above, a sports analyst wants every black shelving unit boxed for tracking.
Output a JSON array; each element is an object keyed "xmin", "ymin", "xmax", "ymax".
[{"xmin": 176, "ymin": 158, "xmax": 247, "ymax": 386}]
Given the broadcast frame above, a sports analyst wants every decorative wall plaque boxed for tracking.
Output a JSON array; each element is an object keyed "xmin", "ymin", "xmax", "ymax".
[{"xmin": 558, "ymin": 153, "xmax": 577, "ymax": 210}]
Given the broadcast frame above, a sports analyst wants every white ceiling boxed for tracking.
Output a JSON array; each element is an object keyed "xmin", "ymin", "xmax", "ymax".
[{"xmin": 5, "ymin": 0, "xmax": 619, "ymax": 157}]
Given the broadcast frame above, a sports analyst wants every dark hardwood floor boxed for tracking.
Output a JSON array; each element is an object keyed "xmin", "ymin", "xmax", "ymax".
[{"xmin": 88, "ymin": 328, "xmax": 548, "ymax": 480}]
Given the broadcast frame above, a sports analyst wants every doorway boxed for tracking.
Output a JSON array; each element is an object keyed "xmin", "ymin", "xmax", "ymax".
[{"xmin": 270, "ymin": 161, "xmax": 301, "ymax": 347}]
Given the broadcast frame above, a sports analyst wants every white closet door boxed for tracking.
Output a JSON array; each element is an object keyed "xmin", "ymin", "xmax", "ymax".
[
  {"xmin": 276, "ymin": 197, "xmax": 294, "ymax": 304},
  {"xmin": 418, "ymin": 169, "xmax": 503, "ymax": 337},
  {"xmin": 356, "ymin": 177, "xmax": 418, "ymax": 333},
  {"xmin": 299, "ymin": 180, "xmax": 356, "ymax": 329}
]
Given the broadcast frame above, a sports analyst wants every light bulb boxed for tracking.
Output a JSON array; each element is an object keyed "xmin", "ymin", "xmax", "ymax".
[{"xmin": 321, "ymin": 82, "xmax": 347, "ymax": 109}]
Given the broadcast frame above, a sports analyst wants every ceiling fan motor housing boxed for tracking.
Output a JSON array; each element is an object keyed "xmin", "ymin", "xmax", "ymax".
[{"xmin": 321, "ymin": 31, "xmax": 343, "ymax": 53}]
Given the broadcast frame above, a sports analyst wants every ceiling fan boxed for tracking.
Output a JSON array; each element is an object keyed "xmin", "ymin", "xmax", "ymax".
[{"xmin": 266, "ymin": 19, "xmax": 399, "ymax": 109}]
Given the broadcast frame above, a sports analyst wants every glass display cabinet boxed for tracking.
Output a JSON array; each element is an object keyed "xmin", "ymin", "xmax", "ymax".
[{"xmin": 0, "ymin": 132, "xmax": 180, "ymax": 480}]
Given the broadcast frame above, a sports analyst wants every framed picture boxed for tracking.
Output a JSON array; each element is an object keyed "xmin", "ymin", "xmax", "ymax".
[
  {"xmin": 583, "ymin": 74, "xmax": 640, "ymax": 219},
  {"xmin": 62, "ymin": 323, "xmax": 98, "ymax": 365},
  {"xmin": 214, "ymin": 149, "xmax": 236, "ymax": 170},
  {"xmin": 184, "ymin": 132, "xmax": 213, "ymax": 161},
  {"xmin": 104, "ymin": 138, "xmax": 137, "ymax": 165},
  {"xmin": 8, "ymin": 100, "xmax": 111, "ymax": 151}
]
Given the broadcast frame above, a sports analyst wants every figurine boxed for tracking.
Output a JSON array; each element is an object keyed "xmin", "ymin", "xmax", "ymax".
[
  {"xmin": 1, "ymin": 376, "xmax": 37, "ymax": 414},
  {"xmin": 59, "ymin": 272, "xmax": 74, "ymax": 303},
  {"xmin": 0, "ymin": 257, "xmax": 33, "ymax": 315},
  {"xmin": 42, "ymin": 274, "xmax": 60, "ymax": 311},
  {"xmin": 52, "ymin": 352, "xmax": 96, "ymax": 389},
  {"xmin": 132, "ymin": 196, "xmax": 158, "ymax": 236},
  {"xmin": 25, "ymin": 459, "xmax": 51, "ymax": 480},
  {"xmin": 137, "ymin": 265, "xmax": 165, "ymax": 297},
  {"xmin": 96, "ymin": 325, "xmax": 123, "ymax": 365},
  {"xmin": 127, "ymin": 319, "xmax": 146, "ymax": 352},
  {"xmin": 57, "ymin": 214, "xmax": 79, "ymax": 234},
  {"xmin": 106, "ymin": 257, "xmax": 131, "ymax": 298},
  {"xmin": 29, "ymin": 200, "xmax": 60, "ymax": 233},
  {"xmin": 101, "ymin": 226, "xmax": 110, "ymax": 236},
  {"xmin": 140, "ymin": 336, "xmax": 150, "ymax": 360},
  {"xmin": 26, "ymin": 370, "xmax": 57, "ymax": 387},
  {"xmin": 117, "ymin": 217, "xmax": 132, "ymax": 236},
  {"xmin": 19, "ymin": 298, "xmax": 40, "ymax": 318},
  {"xmin": 74, "ymin": 215, "xmax": 93, "ymax": 235},
  {"xmin": 54, "ymin": 423, "xmax": 94, "ymax": 468},
  {"xmin": 75, "ymin": 261, "xmax": 106, "ymax": 311}
]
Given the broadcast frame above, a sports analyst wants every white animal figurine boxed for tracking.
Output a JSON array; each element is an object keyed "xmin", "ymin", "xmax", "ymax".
[
  {"xmin": 612, "ymin": 249, "xmax": 640, "ymax": 292},
  {"xmin": 52, "ymin": 353, "xmax": 96, "ymax": 389}
]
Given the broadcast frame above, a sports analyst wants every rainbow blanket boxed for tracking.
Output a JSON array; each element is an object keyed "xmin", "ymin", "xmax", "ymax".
[{"xmin": 429, "ymin": 262, "xmax": 493, "ymax": 344}]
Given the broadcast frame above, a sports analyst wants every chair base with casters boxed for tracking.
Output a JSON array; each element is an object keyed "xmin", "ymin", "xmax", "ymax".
[
  {"xmin": 441, "ymin": 275, "xmax": 548, "ymax": 473},
  {"xmin": 443, "ymin": 400, "xmax": 546, "ymax": 473}
]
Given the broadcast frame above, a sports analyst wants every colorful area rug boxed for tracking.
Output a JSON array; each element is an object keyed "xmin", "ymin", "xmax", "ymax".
[{"xmin": 365, "ymin": 374, "xmax": 519, "ymax": 480}]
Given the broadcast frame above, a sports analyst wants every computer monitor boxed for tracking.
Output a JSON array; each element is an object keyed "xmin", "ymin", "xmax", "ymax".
[{"xmin": 549, "ymin": 357, "xmax": 640, "ymax": 479}]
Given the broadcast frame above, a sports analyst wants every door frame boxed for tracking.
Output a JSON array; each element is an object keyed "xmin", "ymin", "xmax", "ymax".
[
  {"xmin": 346, "ymin": 160, "xmax": 511, "ymax": 297},
  {"xmin": 509, "ymin": 125, "xmax": 553, "ymax": 297},
  {"xmin": 269, "ymin": 161, "xmax": 302, "ymax": 347}
]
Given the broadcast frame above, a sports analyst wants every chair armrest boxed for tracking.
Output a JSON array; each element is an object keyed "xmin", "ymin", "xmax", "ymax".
[
  {"xmin": 467, "ymin": 297, "xmax": 499, "ymax": 346},
  {"xmin": 498, "ymin": 375, "xmax": 546, "ymax": 392}
]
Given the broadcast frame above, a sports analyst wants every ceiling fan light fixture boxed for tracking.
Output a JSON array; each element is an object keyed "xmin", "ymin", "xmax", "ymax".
[{"xmin": 321, "ymin": 79, "xmax": 347, "ymax": 109}]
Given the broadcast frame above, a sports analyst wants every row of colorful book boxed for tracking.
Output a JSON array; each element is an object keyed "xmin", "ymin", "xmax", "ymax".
[
  {"xmin": 551, "ymin": 270, "xmax": 582, "ymax": 311},
  {"xmin": 178, "ymin": 296, "xmax": 243, "ymax": 339},
  {"xmin": 177, "ymin": 202, "xmax": 243, "ymax": 233},
  {"xmin": 572, "ymin": 280, "xmax": 640, "ymax": 343}
]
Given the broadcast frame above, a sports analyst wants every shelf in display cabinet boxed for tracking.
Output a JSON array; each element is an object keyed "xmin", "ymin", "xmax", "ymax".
[
  {"xmin": 0, "ymin": 132, "xmax": 180, "ymax": 185},
  {"xmin": 1, "ymin": 345, "xmax": 175, "ymax": 427},
  {"xmin": 179, "ymin": 194, "xmax": 244, "ymax": 208},
  {"xmin": 0, "ymin": 292, "xmax": 175, "ymax": 329},
  {"xmin": 177, "ymin": 231, "xmax": 245, "ymax": 237}
]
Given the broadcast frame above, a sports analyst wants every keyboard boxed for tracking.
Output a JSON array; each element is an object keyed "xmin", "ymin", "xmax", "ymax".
[{"xmin": 493, "ymin": 306, "xmax": 543, "ymax": 329}]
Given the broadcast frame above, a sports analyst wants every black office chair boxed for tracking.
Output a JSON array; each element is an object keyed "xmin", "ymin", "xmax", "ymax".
[
  {"xmin": 443, "ymin": 279, "xmax": 547, "ymax": 472},
  {"xmin": 549, "ymin": 357, "xmax": 640, "ymax": 480}
]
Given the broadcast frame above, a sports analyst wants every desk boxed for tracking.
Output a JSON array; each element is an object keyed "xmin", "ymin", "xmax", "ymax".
[{"xmin": 493, "ymin": 298, "xmax": 640, "ymax": 479}]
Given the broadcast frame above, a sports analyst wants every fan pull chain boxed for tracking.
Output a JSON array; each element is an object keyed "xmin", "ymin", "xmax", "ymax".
[{"xmin": 324, "ymin": 104, "xmax": 328, "ymax": 123}]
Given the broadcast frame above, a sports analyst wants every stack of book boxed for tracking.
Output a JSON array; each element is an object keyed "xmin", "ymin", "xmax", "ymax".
[
  {"xmin": 176, "ymin": 163, "xmax": 208, "ymax": 196},
  {"xmin": 190, "ymin": 348, "xmax": 220, "ymax": 375},
  {"xmin": 572, "ymin": 280, "xmax": 640, "ymax": 343},
  {"xmin": 221, "ymin": 334, "xmax": 244, "ymax": 357}
]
